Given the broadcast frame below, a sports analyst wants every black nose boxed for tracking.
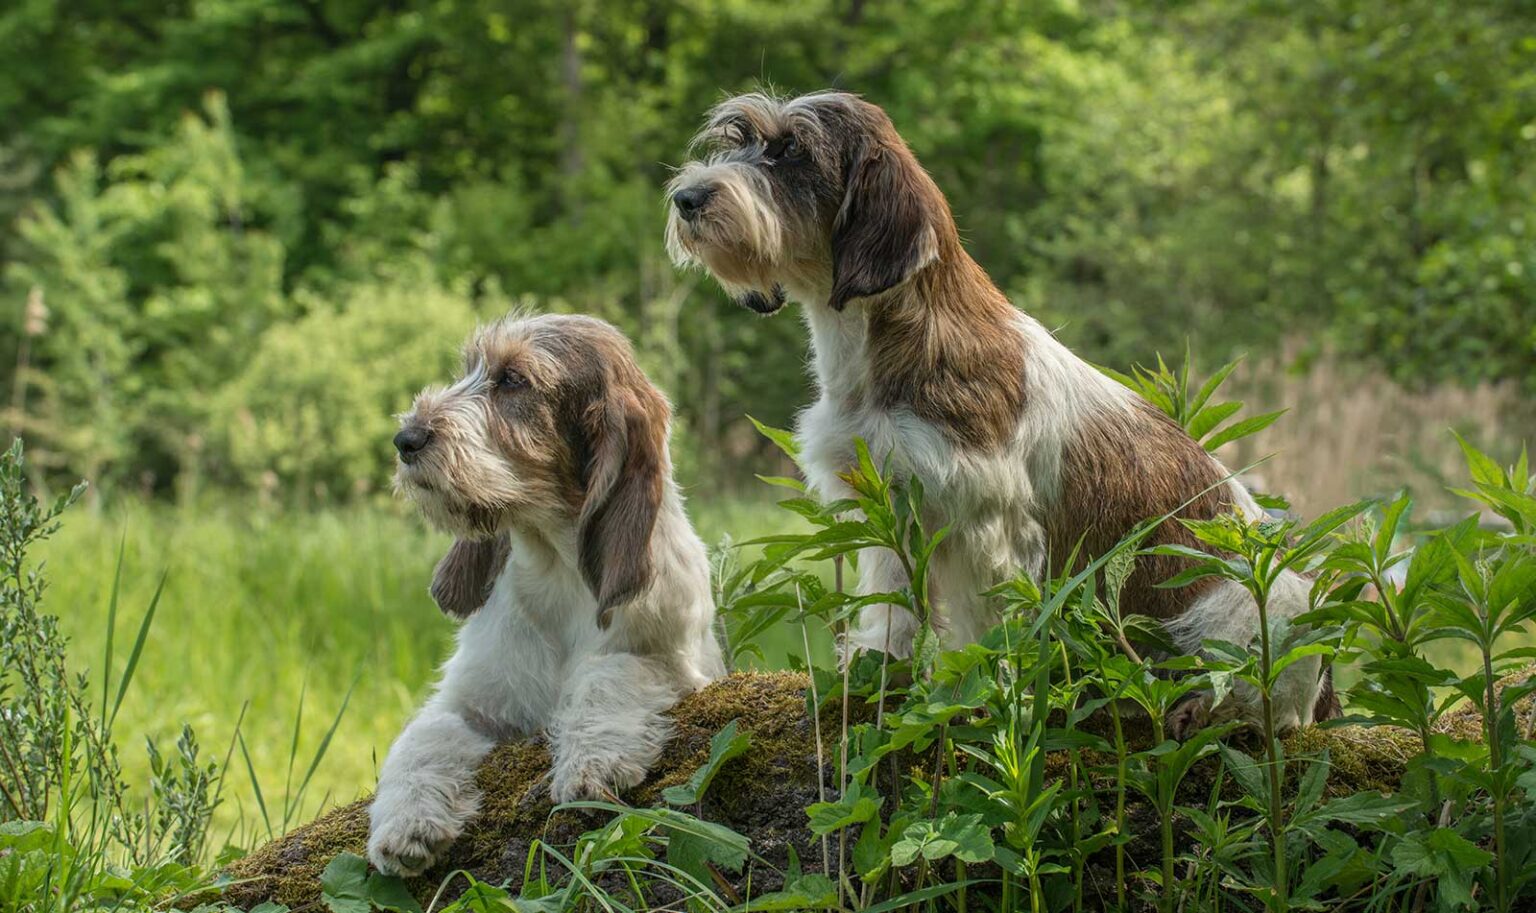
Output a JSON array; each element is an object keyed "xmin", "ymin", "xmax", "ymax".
[
  {"xmin": 672, "ymin": 186, "xmax": 714, "ymax": 221},
  {"xmin": 394, "ymin": 425, "xmax": 432, "ymax": 463}
]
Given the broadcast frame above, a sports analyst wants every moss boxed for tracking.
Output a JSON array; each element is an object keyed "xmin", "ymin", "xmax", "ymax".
[
  {"xmin": 1435, "ymin": 666, "xmax": 1535, "ymax": 742},
  {"xmin": 1283, "ymin": 725, "xmax": 1421, "ymax": 795},
  {"xmin": 223, "ymin": 670, "xmax": 1479, "ymax": 910},
  {"xmin": 221, "ymin": 672, "xmax": 827, "ymax": 910}
]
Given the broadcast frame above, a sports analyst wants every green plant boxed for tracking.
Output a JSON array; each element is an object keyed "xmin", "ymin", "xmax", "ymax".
[
  {"xmin": 1102, "ymin": 349, "xmax": 1285, "ymax": 456},
  {"xmin": 0, "ymin": 439, "xmax": 233, "ymax": 910}
]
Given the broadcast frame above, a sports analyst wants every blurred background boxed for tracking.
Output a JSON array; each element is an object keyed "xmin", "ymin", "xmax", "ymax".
[{"xmin": 2, "ymin": 0, "xmax": 1533, "ymax": 839}]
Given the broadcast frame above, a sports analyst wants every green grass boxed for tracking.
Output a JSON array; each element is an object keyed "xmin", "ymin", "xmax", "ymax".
[{"xmin": 35, "ymin": 492, "xmax": 806, "ymax": 848}]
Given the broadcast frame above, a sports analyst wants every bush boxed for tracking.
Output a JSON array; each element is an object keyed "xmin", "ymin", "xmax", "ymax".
[{"xmin": 211, "ymin": 272, "xmax": 491, "ymax": 501}]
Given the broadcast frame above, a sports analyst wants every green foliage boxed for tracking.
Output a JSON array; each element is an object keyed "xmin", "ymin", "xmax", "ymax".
[
  {"xmin": 661, "ymin": 719, "xmax": 752, "ymax": 807},
  {"xmin": 213, "ymin": 274, "xmax": 486, "ymax": 500},
  {"xmin": 4, "ymin": 411, "xmax": 1536, "ymax": 910},
  {"xmin": 1103, "ymin": 348, "xmax": 1285, "ymax": 455},
  {"xmin": 3, "ymin": 0, "xmax": 1533, "ymax": 498},
  {"xmin": 675, "ymin": 424, "xmax": 1536, "ymax": 911},
  {"xmin": 0, "ymin": 441, "xmax": 231, "ymax": 910},
  {"xmin": 320, "ymin": 852, "xmax": 421, "ymax": 913}
]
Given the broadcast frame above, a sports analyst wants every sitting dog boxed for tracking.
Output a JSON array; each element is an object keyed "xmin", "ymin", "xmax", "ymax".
[
  {"xmin": 367, "ymin": 314, "xmax": 724, "ymax": 877},
  {"xmin": 665, "ymin": 90, "xmax": 1333, "ymax": 736}
]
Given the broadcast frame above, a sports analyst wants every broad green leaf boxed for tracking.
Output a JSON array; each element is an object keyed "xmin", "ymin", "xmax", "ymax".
[
  {"xmin": 662, "ymin": 719, "xmax": 752, "ymax": 806},
  {"xmin": 318, "ymin": 853, "xmax": 371, "ymax": 913},
  {"xmin": 1308, "ymin": 792, "xmax": 1419, "ymax": 827},
  {"xmin": 806, "ymin": 782, "xmax": 883, "ymax": 836},
  {"xmin": 367, "ymin": 874, "xmax": 423, "ymax": 913}
]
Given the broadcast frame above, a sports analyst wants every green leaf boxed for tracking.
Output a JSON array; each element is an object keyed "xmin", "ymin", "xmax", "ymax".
[
  {"xmin": 756, "ymin": 474, "xmax": 806, "ymax": 492},
  {"xmin": 748, "ymin": 415, "xmax": 801, "ymax": 460},
  {"xmin": 561, "ymin": 802, "xmax": 753, "ymax": 874},
  {"xmin": 806, "ymin": 782, "xmax": 882, "ymax": 836},
  {"xmin": 668, "ymin": 828, "xmax": 743, "ymax": 885},
  {"xmin": 319, "ymin": 853, "xmax": 371, "ymax": 913},
  {"xmin": 889, "ymin": 813, "xmax": 994, "ymax": 867},
  {"xmin": 110, "ymin": 569, "xmax": 168, "ymax": 728},
  {"xmin": 0, "ymin": 821, "xmax": 54, "ymax": 854},
  {"xmin": 1390, "ymin": 828, "xmax": 1493, "ymax": 911},
  {"xmin": 1292, "ymin": 751, "xmax": 1330, "ymax": 818},
  {"xmin": 859, "ymin": 881, "xmax": 981, "ymax": 913},
  {"xmin": 1202, "ymin": 410, "xmax": 1285, "ymax": 452},
  {"xmin": 1189, "ymin": 358, "xmax": 1243, "ymax": 418},
  {"xmin": 936, "ymin": 813, "xmax": 994, "ymax": 864},
  {"xmin": 732, "ymin": 872, "xmax": 840, "ymax": 910},
  {"xmin": 366, "ymin": 874, "xmax": 423, "ymax": 913},
  {"xmin": 1217, "ymin": 745, "xmax": 1266, "ymax": 802},
  {"xmin": 1186, "ymin": 400, "xmax": 1243, "ymax": 443},
  {"xmin": 853, "ymin": 818, "xmax": 891, "ymax": 879},
  {"xmin": 662, "ymin": 719, "xmax": 752, "ymax": 806},
  {"xmin": 1453, "ymin": 431, "xmax": 1507, "ymax": 491},
  {"xmin": 1308, "ymin": 792, "xmax": 1418, "ymax": 828}
]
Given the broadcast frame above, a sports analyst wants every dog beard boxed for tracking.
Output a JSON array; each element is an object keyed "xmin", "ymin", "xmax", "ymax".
[
  {"xmin": 736, "ymin": 283, "xmax": 786, "ymax": 315},
  {"xmin": 395, "ymin": 462, "xmax": 512, "ymax": 540}
]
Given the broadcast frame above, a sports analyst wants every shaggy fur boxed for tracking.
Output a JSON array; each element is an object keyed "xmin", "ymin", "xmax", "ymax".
[
  {"xmin": 367, "ymin": 314, "xmax": 724, "ymax": 877},
  {"xmin": 666, "ymin": 90, "xmax": 1332, "ymax": 737}
]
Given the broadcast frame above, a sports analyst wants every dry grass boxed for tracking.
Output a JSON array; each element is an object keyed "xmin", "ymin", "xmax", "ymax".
[{"xmin": 1218, "ymin": 350, "xmax": 1532, "ymax": 518}]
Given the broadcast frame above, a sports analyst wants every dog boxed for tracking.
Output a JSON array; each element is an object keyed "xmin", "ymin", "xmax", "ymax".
[
  {"xmin": 665, "ymin": 90, "xmax": 1334, "ymax": 737},
  {"xmin": 367, "ymin": 313, "xmax": 725, "ymax": 877}
]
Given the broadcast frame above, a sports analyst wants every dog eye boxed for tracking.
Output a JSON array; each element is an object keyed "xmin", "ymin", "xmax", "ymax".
[
  {"xmin": 766, "ymin": 135, "xmax": 802, "ymax": 163},
  {"xmin": 497, "ymin": 369, "xmax": 529, "ymax": 391}
]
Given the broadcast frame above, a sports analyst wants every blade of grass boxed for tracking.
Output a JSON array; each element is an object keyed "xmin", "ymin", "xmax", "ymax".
[
  {"xmin": 237, "ymin": 730, "xmax": 273, "ymax": 842},
  {"xmin": 100, "ymin": 534, "xmax": 126, "ymax": 731},
  {"xmin": 109, "ymin": 569, "xmax": 167, "ymax": 729},
  {"xmin": 285, "ymin": 672, "xmax": 360, "ymax": 831},
  {"xmin": 282, "ymin": 678, "xmax": 307, "ymax": 817},
  {"xmin": 210, "ymin": 701, "xmax": 250, "ymax": 813}
]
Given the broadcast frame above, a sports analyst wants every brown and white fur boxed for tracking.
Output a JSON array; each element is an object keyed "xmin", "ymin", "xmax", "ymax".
[
  {"xmin": 367, "ymin": 314, "xmax": 724, "ymax": 876},
  {"xmin": 665, "ymin": 90, "xmax": 1334, "ymax": 738}
]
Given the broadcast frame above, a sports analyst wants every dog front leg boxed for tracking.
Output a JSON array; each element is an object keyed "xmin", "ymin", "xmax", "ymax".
[
  {"xmin": 1164, "ymin": 573, "xmax": 1324, "ymax": 739},
  {"xmin": 842, "ymin": 546, "xmax": 922, "ymax": 661},
  {"xmin": 366, "ymin": 700, "xmax": 495, "ymax": 876},
  {"xmin": 369, "ymin": 612, "xmax": 559, "ymax": 876},
  {"xmin": 546, "ymin": 653, "xmax": 680, "ymax": 803}
]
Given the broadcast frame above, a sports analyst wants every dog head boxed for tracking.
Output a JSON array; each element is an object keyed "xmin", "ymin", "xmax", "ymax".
[
  {"xmin": 395, "ymin": 314, "xmax": 670, "ymax": 626},
  {"xmin": 666, "ymin": 91, "xmax": 951, "ymax": 313}
]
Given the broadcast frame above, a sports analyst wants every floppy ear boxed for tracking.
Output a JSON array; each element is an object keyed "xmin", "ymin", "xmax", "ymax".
[
  {"xmin": 430, "ymin": 534, "xmax": 511, "ymax": 619},
  {"xmin": 577, "ymin": 379, "xmax": 668, "ymax": 629},
  {"xmin": 829, "ymin": 142, "xmax": 942, "ymax": 311}
]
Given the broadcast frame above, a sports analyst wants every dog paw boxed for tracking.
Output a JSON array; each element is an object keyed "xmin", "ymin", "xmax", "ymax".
[
  {"xmin": 367, "ymin": 793, "xmax": 469, "ymax": 877},
  {"xmin": 1166, "ymin": 693, "xmax": 1213, "ymax": 741},
  {"xmin": 548, "ymin": 755, "xmax": 647, "ymax": 805}
]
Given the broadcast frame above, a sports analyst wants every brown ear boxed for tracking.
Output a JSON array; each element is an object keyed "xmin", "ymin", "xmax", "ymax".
[
  {"xmin": 429, "ymin": 535, "xmax": 511, "ymax": 618},
  {"xmin": 577, "ymin": 378, "xmax": 668, "ymax": 628},
  {"xmin": 829, "ymin": 141, "xmax": 942, "ymax": 311}
]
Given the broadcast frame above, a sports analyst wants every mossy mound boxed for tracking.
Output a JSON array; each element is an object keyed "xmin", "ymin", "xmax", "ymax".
[
  {"xmin": 222, "ymin": 672, "xmax": 825, "ymax": 909},
  {"xmin": 222, "ymin": 670, "xmax": 1497, "ymax": 910}
]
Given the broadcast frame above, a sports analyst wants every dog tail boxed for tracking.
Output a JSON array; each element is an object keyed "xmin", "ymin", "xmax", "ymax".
[{"xmin": 1314, "ymin": 663, "xmax": 1342, "ymax": 722}]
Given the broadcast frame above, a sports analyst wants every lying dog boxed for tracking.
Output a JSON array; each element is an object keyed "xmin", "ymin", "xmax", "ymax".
[
  {"xmin": 368, "ymin": 314, "xmax": 724, "ymax": 876},
  {"xmin": 665, "ymin": 90, "xmax": 1333, "ymax": 736}
]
